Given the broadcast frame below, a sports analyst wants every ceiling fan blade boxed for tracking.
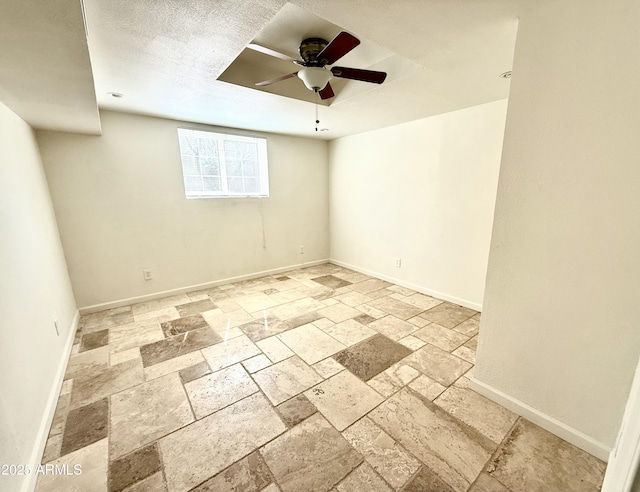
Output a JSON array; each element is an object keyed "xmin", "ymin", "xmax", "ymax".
[
  {"xmin": 318, "ymin": 82, "xmax": 335, "ymax": 100},
  {"xmin": 317, "ymin": 31, "xmax": 360, "ymax": 65},
  {"xmin": 247, "ymin": 43, "xmax": 300, "ymax": 64},
  {"xmin": 331, "ymin": 66, "xmax": 387, "ymax": 84},
  {"xmin": 255, "ymin": 72, "xmax": 298, "ymax": 87}
]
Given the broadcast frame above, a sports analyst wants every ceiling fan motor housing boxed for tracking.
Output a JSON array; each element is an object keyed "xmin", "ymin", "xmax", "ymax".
[{"xmin": 299, "ymin": 38, "xmax": 329, "ymax": 66}]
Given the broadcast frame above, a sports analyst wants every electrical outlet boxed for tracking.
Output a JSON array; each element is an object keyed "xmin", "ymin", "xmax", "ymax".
[
  {"xmin": 395, "ymin": 258, "xmax": 402, "ymax": 268},
  {"xmin": 53, "ymin": 318, "xmax": 59, "ymax": 336},
  {"xmin": 143, "ymin": 269, "xmax": 153, "ymax": 281},
  {"xmin": 299, "ymin": 246, "xmax": 305, "ymax": 254}
]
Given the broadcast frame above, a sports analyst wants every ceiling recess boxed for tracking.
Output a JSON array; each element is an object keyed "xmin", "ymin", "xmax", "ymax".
[{"xmin": 217, "ymin": 3, "xmax": 420, "ymax": 106}]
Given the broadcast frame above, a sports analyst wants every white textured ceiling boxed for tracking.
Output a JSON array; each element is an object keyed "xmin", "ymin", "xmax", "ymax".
[{"xmin": 0, "ymin": 0, "xmax": 520, "ymax": 139}]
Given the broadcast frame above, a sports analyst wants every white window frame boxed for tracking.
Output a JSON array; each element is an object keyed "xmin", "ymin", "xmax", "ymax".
[{"xmin": 177, "ymin": 128, "xmax": 270, "ymax": 199}]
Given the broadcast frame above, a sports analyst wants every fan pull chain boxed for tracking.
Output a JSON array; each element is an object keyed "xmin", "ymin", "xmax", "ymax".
[{"xmin": 315, "ymin": 91, "xmax": 320, "ymax": 132}]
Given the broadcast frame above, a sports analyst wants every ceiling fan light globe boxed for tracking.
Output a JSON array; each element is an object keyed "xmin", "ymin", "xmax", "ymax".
[{"xmin": 297, "ymin": 67, "xmax": 332, "ymax": 92}]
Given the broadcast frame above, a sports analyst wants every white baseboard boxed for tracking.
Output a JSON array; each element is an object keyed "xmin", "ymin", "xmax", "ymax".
[
  {"xmin": 470, "ymin": 377, "xmax": 611, "ymax": 461},
  {"xmin": 329, "ymin": 259, "xmax": 482, "ymax": 312},
  {"xmin": 79, "ymin": 259, "xmax": 330, "ymax": 314},
  {"xmin": 22, "ymin": 310, "xmax": 80, "ymax": 492}
]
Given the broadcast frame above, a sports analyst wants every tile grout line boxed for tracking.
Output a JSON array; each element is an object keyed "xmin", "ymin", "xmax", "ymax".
[
  {"xmin": 177, "ymin": 352, "xmax": 200, "ymax": 421},
  {"xmin": 107, "ymin": 391, "xmax": 112, "ymax": 491},
  {"xmin": 467, "ymin": 416, "xmax": 522, "ymax": 492}
]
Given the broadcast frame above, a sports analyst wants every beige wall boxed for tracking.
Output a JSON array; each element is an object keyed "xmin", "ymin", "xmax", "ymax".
[
  {"xmin": 474, "ymin": 0, "xmax": 640, "ymax": 457},
  {"xmin": 329, "ymin": 100, "xmax": 508, "ymax": 310},
  {"xmin": 0, "ymin": 102, "xmax": 77, "ymax": 490},
  {"xmin": 37, "ymin": 111, "xmax": 329, "ymax": 308}
]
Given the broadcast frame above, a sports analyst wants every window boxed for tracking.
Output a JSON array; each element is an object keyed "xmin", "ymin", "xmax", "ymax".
[{"xmin": 177, "ymin": 128, "xmax": 269, "ymax": 198}]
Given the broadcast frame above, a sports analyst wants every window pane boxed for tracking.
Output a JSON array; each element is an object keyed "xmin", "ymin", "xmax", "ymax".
[
  {"xmin": 203, "ymin": 177, "xmax": 221, "ymax": 192},
  {"xmin": 226, "ymin": 160, "xmax": 242, "ymax": 176},
  {"xmin": 227, "ymin": 177, "xmax": 244, "ymax": 193},
  {"xmin": 223, "ymin": 140, "xmax": 243, "ymax": 160},
  {"xmin": 242, "ymin": 160, "xmax": 258, "ymax": 177},
  {"xmin": 184, "ymin": 175, "xmax": 203, "ymax": 193},
  {"xmin": 244, "ymin": 177, "xmax": 259, "ymax": 193},
  {"xmin": 179, "ymin": 134, "xmax": 196, "ymax": 155},
  {"xmin": 242, "ymin": 144, "xmax": 258, "ymax": 160},
  {"xmin": 180, "ymin": 154, "xmax": 199, "ymax": 175},
  {"xmin": 201, "ymin": 158, "xmax": 219, "ymax": 176},
  {"xmin": 199, "ymin": 138, "xmax": 216, "ymax": 156}
]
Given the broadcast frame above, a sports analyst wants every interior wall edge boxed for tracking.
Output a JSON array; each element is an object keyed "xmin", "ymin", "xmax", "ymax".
[
  {"xmin": 470, "ymin": 377, "xmax": 610, "ymax": 462},
  {"xmin": 329, "ymin": 259, "xmax": 482, "ymax": 312},
  {"xmin": 601, "ymin": 356, "xmax": 640, "ymax": 491},
  {"xmin": 21, "ymin": 310, "xmax": 80, "ymax": 492},
  {"xmin": 78, "ymin": 259, "xmax": 330, "ymax": 314}
]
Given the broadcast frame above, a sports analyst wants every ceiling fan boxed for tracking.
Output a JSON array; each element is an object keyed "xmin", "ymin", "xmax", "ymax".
[{"xmin": 248, "ymin": 31, "xmax": 387, "ymax": 100}]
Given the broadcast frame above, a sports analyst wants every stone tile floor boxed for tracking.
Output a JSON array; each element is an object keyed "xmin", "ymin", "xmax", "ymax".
[{"xmin": 37, "ymin": 263, "xmax": 606, "ymax": 492}]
